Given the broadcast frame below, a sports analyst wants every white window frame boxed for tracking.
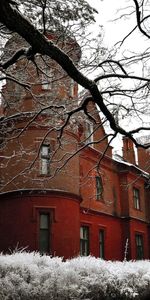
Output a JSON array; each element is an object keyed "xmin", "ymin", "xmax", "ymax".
[
  {"xmin": 70, "ymin": 79, "xmax": 74, "ymax": 97},
  {"xmin": 80, "ymin": 226, "xmax": 89, "ymax": 256},
  {"xmin": 96, "ymin": 176, "xmax": 103, "ymax": 200},
  {"xmin": 39, "ymin": 213, "xmax": 50, "ymax": 253},
  {"xmin": 41, "ymin": 67, "xmax": 53, "ymax": 90},
  {"xmin": 85, "ymin": 121, "xmax": 93, "ymax": 144},
  {"xmin": 40, "ymin": 144, "xmax": 50, "ymax": 175},
  {"xmin": 133, "ymin": 187, "xmax": 140, "ymax": 210}
]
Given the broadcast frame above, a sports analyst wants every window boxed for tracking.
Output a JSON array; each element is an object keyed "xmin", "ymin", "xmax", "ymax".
[
  {"xmin": 133, "ymin": 188, "xmax": 140, "ymax": 210},
  {"xmin": 70, "ymin": 79, "xmax": 74, "ymax": 97},
  {"xmin": 39, "ymin": 213, "xmax": 50, "ymax": 253},
  {"xmin": 96, "ymin": 176, "xmax": 103, "ymax": 200},
  {"xmin": 135, "ymin": 234, "xmax": 144, "ymax": 260},
  {"xmin": 40, "ymin": 144, "xmax": 50, "ymax": 175},
  {"xmin": 41, "ymin": 67, "xmax": 53, "ymax": 90},
  {"xmin": 85, "ymin": 121, "xmax": 93, "ymax": 144},
  {"xmin": 99, "ymin": 229, "xmax": 105, "ymax": 259},
  {"xmin": 80, "ymin": 226, "xmax": 89, "ymax": 256}
]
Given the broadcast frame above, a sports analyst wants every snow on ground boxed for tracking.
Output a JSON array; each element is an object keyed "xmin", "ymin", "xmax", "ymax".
[{"xmin": 0, "ymin": 252, "xmax": 150, "ymax": 299}]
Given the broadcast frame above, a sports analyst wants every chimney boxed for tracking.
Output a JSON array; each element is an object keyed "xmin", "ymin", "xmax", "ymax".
[
  {"xmin": 122, "ymin": 137, "xmax": 136, "ymax": 165},
  {"xmin": 136, "ymin": 135, "xmax": 150, "ymax": 173},
  {"xmin": 137, "ymin": 147, "xmax": 150, "ymax": 173}
]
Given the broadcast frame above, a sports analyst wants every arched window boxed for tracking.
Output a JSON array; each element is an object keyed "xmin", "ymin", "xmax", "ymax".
[
  {"xmin": 85, "ymin": 121, "xmax": 93, "ymax": 144},
  {"xmin": 40, "ymin": 144, "xmax": 50, "ymax": 175},
  {"xmin": 41, "ymin": 67, "xmax": 53, "ymax": 90},
  {"xmin": 70, "ymin": 79, "xmax": 74, "ymax": 97},
  {"xmin": 133, "ymin": 187, "xmax": 140, "ymax": 210},
  {"xmin": 96, "ymin": 175, "xmax": 103, "ymax": 200}
]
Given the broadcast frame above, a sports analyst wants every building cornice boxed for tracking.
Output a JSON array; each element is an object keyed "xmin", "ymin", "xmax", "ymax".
[
  {"xmin": 0, "ymin": 189, "xmax": 82, "ymax": 203},
  {"xmin": 80, "ymin": 207, "xmax": 149, "ymax": 224}
]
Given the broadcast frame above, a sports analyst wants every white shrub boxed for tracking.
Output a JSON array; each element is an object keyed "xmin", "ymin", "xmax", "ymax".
[{"xmin": 0, "ymin": 252, "xmax": 150, "ymax": 299}]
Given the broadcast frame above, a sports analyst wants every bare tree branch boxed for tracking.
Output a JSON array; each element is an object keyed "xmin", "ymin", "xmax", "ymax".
[
  {"xmin": 98, "ymin": 60, "xmax": 128, "ymax": 75},
  {"xmin": 132, "ymin": 0, "xmax": 150, "ymax": 39}
]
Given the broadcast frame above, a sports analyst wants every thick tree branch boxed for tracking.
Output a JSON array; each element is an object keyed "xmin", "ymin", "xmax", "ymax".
[
  {"xmin": 0, "ymin": 48, "xmax": 27, "ymax": 69},
  {"xmin": 0, "ymin": 0, "xmax": 149, "ymax": 149}
]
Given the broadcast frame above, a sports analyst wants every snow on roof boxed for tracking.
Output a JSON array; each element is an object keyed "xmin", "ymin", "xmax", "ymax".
[{"xmin": 113, "ymin": 154, "xmax": 149, "ymax": 177}]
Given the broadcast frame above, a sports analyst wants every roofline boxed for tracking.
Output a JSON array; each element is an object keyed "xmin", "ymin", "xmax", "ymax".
[
  {"xmin": 113, "ymin": 156, "xmax": 149, "ymax": 178},
  {"xmin": 0, "ymin": 189, "xmax": 82, "ymax": 202}
]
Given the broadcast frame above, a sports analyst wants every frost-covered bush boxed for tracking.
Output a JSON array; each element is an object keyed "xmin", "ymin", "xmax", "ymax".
[{"xmin": 0, "ymin": 252, "xmax": 150, "ymax": 299}]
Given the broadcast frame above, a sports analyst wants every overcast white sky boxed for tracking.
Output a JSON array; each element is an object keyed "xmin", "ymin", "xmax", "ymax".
[
  {"xmin": 88, "ymin": 0, "xmax": 149, "ymax": 51},
  {"xmin": 88, "ymin": 0, "xmax": 129, "ymax": 46},
  {"xmin": 87, "ymin": 0, "xmax": 150, "ymax": 154}
]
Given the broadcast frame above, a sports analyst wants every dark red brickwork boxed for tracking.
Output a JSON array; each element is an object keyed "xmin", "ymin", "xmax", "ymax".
[
  {"xmin": 0, "ymin": 190, "xmax": 81, "ymax": 259},
  {"xmin": 0, "ymin": 33, "xmax": 150, "ymax": 260}
]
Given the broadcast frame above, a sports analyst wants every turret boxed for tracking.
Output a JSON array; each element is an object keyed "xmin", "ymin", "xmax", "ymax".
[
  {"xmin": 2, "ymin": 32, "xmax": 81, "ymax": 115},
  {"xmin": 0, "ymin": 32, "xmax": 81, "ymax": 194}
]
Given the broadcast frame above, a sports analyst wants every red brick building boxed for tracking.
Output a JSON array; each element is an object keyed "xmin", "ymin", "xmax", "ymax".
[{"xmin": 0, "ymin": 34, "xmax": 150, "ymax": 260}]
